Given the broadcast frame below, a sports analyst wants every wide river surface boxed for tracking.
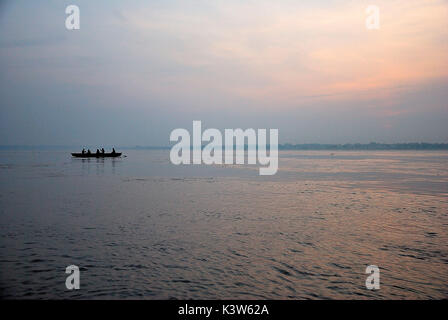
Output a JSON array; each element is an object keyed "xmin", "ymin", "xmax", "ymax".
[{"xmin": 0, "ymin": 149, "xmax": 447, "ymax": 299}]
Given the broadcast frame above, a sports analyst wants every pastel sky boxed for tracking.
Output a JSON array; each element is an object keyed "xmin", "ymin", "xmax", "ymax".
[{"xmin": 0, "ymin": 0, "xmax": 447, "ymax": 145}]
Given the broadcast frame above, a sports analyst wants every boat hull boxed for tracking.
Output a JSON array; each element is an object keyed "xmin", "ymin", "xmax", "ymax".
[{"xmin": 71, "ymin": 153, "xmax": 122, "ymax": 158}]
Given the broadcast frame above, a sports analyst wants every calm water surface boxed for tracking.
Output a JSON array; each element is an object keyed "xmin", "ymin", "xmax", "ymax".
[{"xmin": 0, "ymin": 150, "xmax": 447, "ymax": 299}]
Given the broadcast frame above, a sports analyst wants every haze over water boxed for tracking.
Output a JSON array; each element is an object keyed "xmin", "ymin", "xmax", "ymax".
[{"xmin": 0, "ymin": 149, "xmax": 447, "ymax": 299}]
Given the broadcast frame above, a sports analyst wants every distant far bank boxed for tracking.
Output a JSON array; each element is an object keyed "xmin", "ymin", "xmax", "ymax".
[
  {"xmin": 1, "ymin": 142, "xmax": 448, "ymax": 151},
  {"xmin": 132, "ymin": 142, "xmax": 448, "ymax": 150},
  {"xmin": 278, "ymin": 142, "xmax": 448, "ymax": 150}
]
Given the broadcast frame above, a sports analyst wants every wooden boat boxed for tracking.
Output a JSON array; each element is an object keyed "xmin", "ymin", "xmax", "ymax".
[{"xmin": 71, "ymin": 152, "xmax": 122, "ymax": 158}]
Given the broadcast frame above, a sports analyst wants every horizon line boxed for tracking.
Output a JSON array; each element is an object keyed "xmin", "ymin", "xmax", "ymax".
[{"xmin": 1, "ymin": 142, "xmax": 448, "ymax": 151}]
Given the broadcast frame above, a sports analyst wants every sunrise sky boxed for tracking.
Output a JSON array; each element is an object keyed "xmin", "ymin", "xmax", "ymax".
[{"xmin": 0, "ymin": 0, "xmax": 447, "ymax": 145}]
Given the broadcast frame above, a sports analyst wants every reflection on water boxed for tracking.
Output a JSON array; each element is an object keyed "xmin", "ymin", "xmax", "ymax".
[
  {"xmin": 79, "ymin": 157, "xmax": 119, "ymax": 175},
  {"xmin": 0, "ymin": 150, "xmax": 447, "ymax": 299}
]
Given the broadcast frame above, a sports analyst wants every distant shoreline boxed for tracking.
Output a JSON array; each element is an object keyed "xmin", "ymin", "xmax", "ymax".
[
  {"xmin": 278, "ymin": 143, "xmax": 448, "ymax": 150},
  {"xmin": 1, "ymin": 143, "xmax": 448, "ymax": 151}
]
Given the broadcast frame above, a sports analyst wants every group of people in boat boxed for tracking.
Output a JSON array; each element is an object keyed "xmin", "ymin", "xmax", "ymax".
[{"xmin": 81, "ymin": 147, "xmax": 116, "ymax": 155}]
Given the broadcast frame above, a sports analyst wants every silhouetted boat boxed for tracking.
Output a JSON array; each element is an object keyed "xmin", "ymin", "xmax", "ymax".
[{"xmin": 71, "ymin": 152, "xmax": 122, "ymax": 158}]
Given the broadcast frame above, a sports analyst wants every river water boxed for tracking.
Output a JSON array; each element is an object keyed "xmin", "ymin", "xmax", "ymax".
[{"xmin": 0, "ymin": 149, "xmax": 447, "ymax": 299}]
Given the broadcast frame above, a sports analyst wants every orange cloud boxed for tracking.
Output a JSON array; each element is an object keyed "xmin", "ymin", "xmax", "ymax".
[{"xmin": 116, "ymin": 0, "xmax": 448, "ymax": 107}]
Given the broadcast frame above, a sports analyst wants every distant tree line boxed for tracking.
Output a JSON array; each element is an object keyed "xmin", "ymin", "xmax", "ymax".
[
  {"xmin": 133, "ymin": 143, "xmax": 448, "ymax": 150},
  {"xmin": 278, "ymin": 142, "xmax": 448, "ymax": 150}
]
